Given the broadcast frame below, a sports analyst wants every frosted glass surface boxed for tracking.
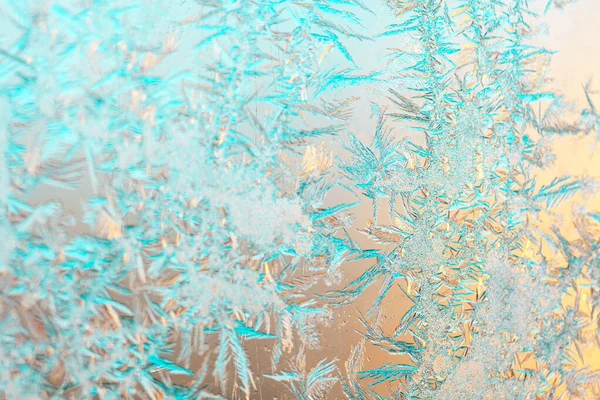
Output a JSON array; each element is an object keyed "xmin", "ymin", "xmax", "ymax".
[{"xmin": 0, "ymin": 0, "xmax": 599, "ymax": 399}]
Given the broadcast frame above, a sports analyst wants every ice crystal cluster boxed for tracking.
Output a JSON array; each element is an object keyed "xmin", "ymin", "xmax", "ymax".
[{"xmin": 0, "ymin": 0, "xmax": 598, "ymax": 399}]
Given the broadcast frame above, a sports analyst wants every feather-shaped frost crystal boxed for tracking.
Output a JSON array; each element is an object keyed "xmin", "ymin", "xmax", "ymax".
[{"xmin": 0, "ymin": 0, "xmax": 599, "ymax": 399}]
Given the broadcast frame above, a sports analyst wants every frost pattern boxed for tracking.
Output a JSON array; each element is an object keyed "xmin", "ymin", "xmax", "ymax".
[
  {"xmin": 0, "ymin": 0, "xmax": 599, "ymax": 399},
  {"xmin": 336, "ymin": 0, "xmax": 600, "ymax": 399},
  {"xmin": 0, "ymin": 0, "xmax": 367, "ymax": 398}
]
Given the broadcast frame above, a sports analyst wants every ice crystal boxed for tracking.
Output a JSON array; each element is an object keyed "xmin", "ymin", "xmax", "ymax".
[
  {"xmin": 0, "ymin": 0, "xmax": 599, "ymax": 399},
  {"xmin": 0, "ymin": 0, "xmax": 368, "ymax": 398},
  {"xmin": 335, "ymin": 0, "xmax": 600, "ymax": 399}
]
